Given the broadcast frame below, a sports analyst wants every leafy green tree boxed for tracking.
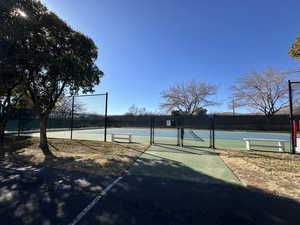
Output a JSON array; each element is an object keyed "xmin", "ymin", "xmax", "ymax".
[
  {"xmin": 289, "ymin": 36, "xmax": 300, "ymax": 59},
  {"xmin": 2, "ymin": 0, "xmax": 103, "ymax": 157},
  {"xmin": 0, "ymin": 0, "xmax": 29, "ymax": 148},
  {"xmin": 194, "ymin": 107, "xmax": 207, "ymax": 115},
  {"xmin": 171, "ymin": 107, "xmax": 207, "ymax": 116}
]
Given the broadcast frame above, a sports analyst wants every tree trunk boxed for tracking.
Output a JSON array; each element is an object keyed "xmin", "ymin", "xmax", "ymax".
[
  {"xmin": 0, "ymin": 122, "xmax": 5, "ymax": 146},
  {"xmin": 39, "ymin": 114, "xmax": 55, "ymax": 159},
  {"xmin": 0, "ymin": 121, "xmax": 6, "ymax": 159}
]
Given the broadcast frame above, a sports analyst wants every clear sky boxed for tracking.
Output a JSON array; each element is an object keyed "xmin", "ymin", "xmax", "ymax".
[{"xmin": 42, "ymin": 0, "xmax": 300, "ymax": 115}]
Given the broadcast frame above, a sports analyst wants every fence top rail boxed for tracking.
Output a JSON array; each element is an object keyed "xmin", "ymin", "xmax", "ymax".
[{"xmin": 70, "ymin": 93, "xmax": 107, "ymax": 97}]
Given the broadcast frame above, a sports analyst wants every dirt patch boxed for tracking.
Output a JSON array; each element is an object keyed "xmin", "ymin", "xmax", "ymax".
[
  {"xmin": 5, "ymin": 137, "xmax": 149, "ymax": 176},
  {"xmin": 217, "ymin": 149, "xmax": 300, "ymax": 201}
]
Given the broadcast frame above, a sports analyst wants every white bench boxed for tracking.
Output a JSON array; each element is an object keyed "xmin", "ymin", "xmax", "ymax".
[
  {"xmin": 243, "ymin": 138, "xmax": 289, "ymax": 152},
  {"xmin": 111, "ymin": 133, "xmax": 133, "ymax": 143}
]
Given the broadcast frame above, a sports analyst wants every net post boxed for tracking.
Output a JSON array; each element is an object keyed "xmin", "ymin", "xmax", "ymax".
[
  {"xmin": 289, "ymin": 80, "xmax": 296, "ymax": 154},
  {"xmin": 104, "ymin": 92, "xmax": 108, "ymax": 142},
  {"xmin": 70, "ymin": 95, "xmax": 74, "ymax": 140}
]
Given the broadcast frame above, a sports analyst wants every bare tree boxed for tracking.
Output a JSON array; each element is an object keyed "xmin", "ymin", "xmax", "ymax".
[
  {"xmin": 231, "ymin": 68, "xmax": 291, "ymax": 119},
  {"xmin": 160, "ymin": 80, "xmax": 217, "ymax": 114},
  {"xmin": 55, "ymin": 96, "xmax": 85, "ymax": 118},
  {"xmin": 125, "ymin": 105, "xmax": 148, "ymax": 116}
]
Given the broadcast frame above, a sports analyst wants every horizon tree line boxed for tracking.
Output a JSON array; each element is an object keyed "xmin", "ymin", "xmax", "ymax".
[{"xmin": 127, "ymin": 67, "xmax": 298, "ymax": 118}]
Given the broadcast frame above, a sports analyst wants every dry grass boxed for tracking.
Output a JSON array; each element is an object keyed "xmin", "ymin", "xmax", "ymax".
[
  {"xmin": 217, "ymin": 149, "xmax": 300, "ymax": 201},
  {"xmin": 5, "ymin": 136, "xmax": 149, "ymax": 176}
]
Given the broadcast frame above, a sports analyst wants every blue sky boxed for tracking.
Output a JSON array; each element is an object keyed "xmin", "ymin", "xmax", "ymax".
[{"xmin": 42, "ymin": 0, "xmax": 300, "ymax": 115}]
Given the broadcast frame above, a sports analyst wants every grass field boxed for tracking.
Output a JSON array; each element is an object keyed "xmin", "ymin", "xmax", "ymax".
[
  {"xmin": 4, "ymin": 136, "xmax": 149, "ymax": 176},
  {"xmin": 217, "ymin": 149, "xmax": 300, "ymax": 201}
]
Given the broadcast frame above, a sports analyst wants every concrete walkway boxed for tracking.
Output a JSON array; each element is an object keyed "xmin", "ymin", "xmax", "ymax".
[{"xmin": 130, "ymin": 144, "xmax": 240, "ymax": 184}]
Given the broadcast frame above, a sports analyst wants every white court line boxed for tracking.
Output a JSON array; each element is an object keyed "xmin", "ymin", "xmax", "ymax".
[{"xmin": 68, "ymin": 176, "xmax": 123, "ymax": 225}]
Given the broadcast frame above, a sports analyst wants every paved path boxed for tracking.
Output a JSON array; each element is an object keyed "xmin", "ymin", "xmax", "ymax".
[
  {"xmin": 78, "ymin": 144, "xmax": 300, "ymax": 225},
  {"xmin": 130, "ymin": 144, "xmax": 240, "ymax": 184}
]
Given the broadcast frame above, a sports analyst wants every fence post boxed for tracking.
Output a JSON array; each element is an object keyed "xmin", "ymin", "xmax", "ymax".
[
  {"xmin": 180, "ymin": 127, "xmax": 184, "ymax": 147},
  {"xmin": 289, "ymin": 80, "xmax": 296, "ymax": 154},
  {"xmin": 104, "ymin": 92, "xmax": 108, "ymax": 142},
  {"xmin": 212, "ymin": 114, "xmax": 216, "ymax": 149},
  {"xmin": 177, "ymin": 128, "xmax": 180, "ymax": 146},
  {"xmin": 17, "ymin": 110, "xmax": 21, "ymax": 137},
  {"xmin": 150, "ymin": 117, "xmax": 153, "ymax": 145},
  {"xmin": 209, "ymin": 114, "xmax": 215, "ymax": 149},
  {"xmin": 70, "ymin": 95, "xmax": 74, "ymax": 140}
]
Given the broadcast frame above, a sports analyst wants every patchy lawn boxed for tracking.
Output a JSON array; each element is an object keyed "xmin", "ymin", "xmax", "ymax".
[
  {"xmin": 4, "ymin": 136, "xmax": 149, "ymax": 176},
  {"xmin": 217, "ymin": 149, "xmax": 300, "ymax": 201}
]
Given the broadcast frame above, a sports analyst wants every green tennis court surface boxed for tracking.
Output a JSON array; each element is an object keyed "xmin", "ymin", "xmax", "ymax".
[
  {"xmin": 130, "ymin": 144, "xmax": 240, "ymax": 184},
  {"xmin": 22, "ymin": 127, "xmax": 291, "ymax": 152}
]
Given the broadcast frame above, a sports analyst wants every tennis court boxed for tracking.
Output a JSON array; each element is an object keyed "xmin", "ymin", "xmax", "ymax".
[{"xmin": 22, "ymin": 127, "xmax": 291, "ymax": 152}]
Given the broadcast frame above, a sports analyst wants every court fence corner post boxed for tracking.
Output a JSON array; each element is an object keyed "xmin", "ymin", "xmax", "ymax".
[
  {"xmin": 17, "ymin": 110, "xmax": 21, "ymax": 137},
  {"xmin": 288, "ymin": 80, "xmax": 296, "ymax": 154},
  {"xmin": 70, "ymin": 95, "xmax": 74, "ymax": 140},
  {"xmin": 209, "ymin": 114, "xmax": 216, "ymax": 149},
  {"xmin": 104, "ymin": 92, "xmax": 108, "ymax": 142},
  {"xmin": 150, "ymin": 117, "xmax": 153, "ymax": 145},
  {"xmin": 180, "ymin": 127, "xmax": 184, "ymax": 147},
  {"xmin": 212, "ymin": 114, "xmax": 215, "ymax": 149}
]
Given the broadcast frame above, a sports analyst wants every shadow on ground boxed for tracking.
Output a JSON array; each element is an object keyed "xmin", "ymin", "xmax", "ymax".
[
  {"xmin": 0, "ymin": 159, "xmax": 118, "ymax": 225},
  {"xmin": 0, "ymin": 144, "xmax": 300, "ymax": 225},
  {"xmin": 80, "ymin": 149, "xmax": 300, "ymax": 225},
  {"xmin": 1, "ymin": 136, "xmax": 33, "ymax": 155}
]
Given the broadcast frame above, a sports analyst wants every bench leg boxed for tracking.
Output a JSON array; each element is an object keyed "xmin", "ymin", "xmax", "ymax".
[
  {"xmin": 278, "ymin": 142, "xmax": 284, "ymax": 152},
  {"xmin": 245, "ymin": 141, "xmax": 250, "ymax": 150},
  {"xmin": 112, "ymin": 134, "xmax": 115, "ymax": 142},
  {"xmin": 129, "ymin": 135, "xmax": 132, "ymax": 143}
]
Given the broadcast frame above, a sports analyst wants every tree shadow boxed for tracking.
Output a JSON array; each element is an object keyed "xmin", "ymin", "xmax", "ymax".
[
  {"xmin": 80, "ymin": 155, "xmax": 300, "ymax": 225},
  {"xmin": 1, "ymin": 136, "xmax": 33, "ymax": 159},
  {"xmin": 1, "ymin": 143, "xmax": 300, "ymax": 225}
]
